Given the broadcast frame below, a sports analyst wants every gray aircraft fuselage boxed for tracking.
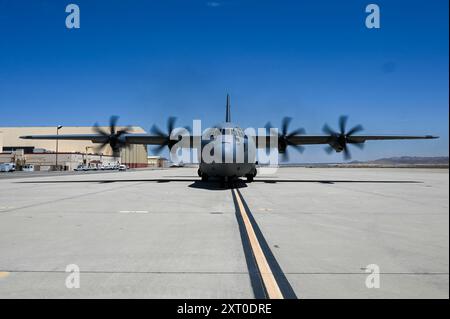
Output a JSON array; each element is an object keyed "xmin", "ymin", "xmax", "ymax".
[
  {"xmin": 198, "ymin": 121, "xmax": 257, "ymax": 180},
  {"xmin": 197, "ymin": 95, "xmax": 258, "ymax": 181}
]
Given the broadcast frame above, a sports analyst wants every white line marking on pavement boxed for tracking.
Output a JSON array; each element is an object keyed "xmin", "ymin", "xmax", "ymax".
[{"xmin": 118, "ymin": 210, "xmax": 149, "ymax": 214}]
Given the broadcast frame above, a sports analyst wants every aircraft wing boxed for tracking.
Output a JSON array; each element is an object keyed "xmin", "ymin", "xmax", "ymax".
[
  {"xmin": 255, "ymin": 134, "xmax": 438, "ymax": 147},
  {"xmin": 20, "ymin": 133, "xmax": 191, "ymax": 146},
  {"xmin": 21, "ymin": 134, "xmax": 109, "ymax": 142},
  {"xmin": 21, "ymin": 133, "xmax": 438, "ymax": 146},
  {"xmin": 20, "ymin": 133, "xmax": 200, "ymax": 148},
  {"xmin": 345, "ymin": 135, "xmax": 439, "ymax": 143}
]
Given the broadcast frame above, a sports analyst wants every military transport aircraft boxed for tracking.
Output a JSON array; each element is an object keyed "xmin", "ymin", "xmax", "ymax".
[{"xmin": 20, "ymin": 95, "xmax": 438, "ymax": 183}]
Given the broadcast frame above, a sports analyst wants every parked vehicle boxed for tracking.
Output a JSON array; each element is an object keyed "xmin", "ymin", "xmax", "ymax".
[
  {"xmin": 22, "ymin": 164, "xmax": 35, "ymax": 172},
  {"xmin": 104, "ymin": 164, "xmax": 113, "ymax": 170},
  {"xmin": 74, "ymin": 165, "xmax": 86, "ymax": 171},
  {"xmin": 0, "ymin": 163, "xmax": 16, "ymax": 172},
  {"xmin": 118, "ymin": 164, "xmax": 127, "ymax": 171}
]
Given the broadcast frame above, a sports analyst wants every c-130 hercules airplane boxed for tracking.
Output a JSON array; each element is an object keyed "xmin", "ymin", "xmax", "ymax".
[{"xmin": 21, "ymin": 95, "xmax": 438, "ymax": 183}]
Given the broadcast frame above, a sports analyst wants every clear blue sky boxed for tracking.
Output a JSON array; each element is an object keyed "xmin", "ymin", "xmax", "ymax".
[{"xmin": 0, "ymin": 0, "xmax": 448, "ymax": 162}]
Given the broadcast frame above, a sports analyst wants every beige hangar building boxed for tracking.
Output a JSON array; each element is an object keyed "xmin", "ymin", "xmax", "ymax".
[{"xmin": 0, "ymin": 126, "xmax": 149, "ymax": 170}]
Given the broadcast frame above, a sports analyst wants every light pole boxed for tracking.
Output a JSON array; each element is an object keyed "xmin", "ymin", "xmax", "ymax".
[
  {"xmin": 55, "ymin": 125, "xmax": 63, "ymax": 170},
  {"xmin": 85, "ymin": 146, "xmax": 94, "ymax": 168}
]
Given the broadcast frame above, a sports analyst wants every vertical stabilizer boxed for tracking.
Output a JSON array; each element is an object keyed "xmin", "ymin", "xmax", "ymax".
[{"xmin": 225, "ymin": 94, "xmax": 231, "ymax": 122}]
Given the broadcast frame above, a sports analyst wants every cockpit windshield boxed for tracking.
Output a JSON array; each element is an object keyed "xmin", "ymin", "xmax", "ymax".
[{"xmin": 220, "ymin": 127, "xmax": 244, "ymax": 137}]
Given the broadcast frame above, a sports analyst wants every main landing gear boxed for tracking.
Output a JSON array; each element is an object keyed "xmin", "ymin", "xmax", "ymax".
[
  {"xmin": 198, "ymin": 169, "xmax": 208, "ymax": 181},
  {"xmin": 245, "ymin": 169, "xmax": 257, "ymax": 183}
]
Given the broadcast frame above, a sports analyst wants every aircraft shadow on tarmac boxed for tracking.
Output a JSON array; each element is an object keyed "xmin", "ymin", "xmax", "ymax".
[
  {"xmin": 16, "ymin": 178, "xmax": 421, "ymax": 191},
  {"xmin": 188, "ymin": 179, "xmax": 248, "ymax": 190}
]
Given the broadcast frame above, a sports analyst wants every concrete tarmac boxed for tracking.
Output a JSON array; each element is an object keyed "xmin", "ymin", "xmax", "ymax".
[{"xmin": 0, "ymin": 167, "xmax": 448, "ymax": 298}]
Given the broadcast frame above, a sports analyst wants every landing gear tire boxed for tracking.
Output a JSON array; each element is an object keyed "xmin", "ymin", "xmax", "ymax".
[
  {"xmin": 198, "ymin": 169, "xmax": 209, "ymax": 181},
  {"xmin": 221, "ymin": 177, "xmax": 230, "ymax": 188},
  {"xmin": 246, "ymin": 174, "xmax": 254, "ymax": 183}
]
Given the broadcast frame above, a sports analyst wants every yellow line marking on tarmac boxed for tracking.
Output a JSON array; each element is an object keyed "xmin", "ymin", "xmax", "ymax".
[
  {"xmin": 0, "ymin": 272, "xmax": 10, "ymax": 278},
  {"xmin": 232, "ymin": 188, "xmax": 283, "ymax": 299}
]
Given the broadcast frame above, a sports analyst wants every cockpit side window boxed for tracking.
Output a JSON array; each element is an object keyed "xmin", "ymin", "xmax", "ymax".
[
  {"xmin": 234, "ymin": 128, "xmax": 244, "ymax": 137},
  {"xmin": 203, "ymin": 127, "xmax": 220, "ymax": 139}
]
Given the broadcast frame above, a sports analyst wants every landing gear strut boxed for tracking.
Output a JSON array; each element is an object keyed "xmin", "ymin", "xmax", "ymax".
[
  {"xmin": 246, "ymin": 169, "xmax": 257, "ymax": 183},
  {"xmin": 221, "ymin": 176, "xmax": 231, "ymax": 188},
  {"xmin": 198, "ymin": 169, "xmax": 209, "ymax": 181}
]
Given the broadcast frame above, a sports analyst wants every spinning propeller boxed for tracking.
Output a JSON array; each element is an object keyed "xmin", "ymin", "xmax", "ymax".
[
  {"xmin": 265, "ymin": 117, "xmax": 306, "ymax": 161},
  {"xmin": 150, "ymin": 116, "xmax": 190, "ymax": 155},
  {"xmin": 93, "ymin": 116, "xmax": 132, "ymax": 156},
  {"xmin": 322, "ymin": 115, "xmax": 364, "ymax": 160}
]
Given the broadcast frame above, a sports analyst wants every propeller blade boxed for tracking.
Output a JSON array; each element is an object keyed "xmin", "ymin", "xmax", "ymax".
[
  {"xmin": 94, "ymin": 141, "xmax": 109, "ymax": 153},
  {"xmin": 93, "ymin": 123, "xmax": 109, "ymax": 136},
  {"xmin": 346, "ymin": 124, "xmax": 364, "ymax": 136},
  {"xmin": 109, "ymin": 115, "xmax": 119, "ymax": 135},
  {"xmin": 291, "ymin": 144, "xmax": 305, "ymax": 153},
  {"xmin": 281, "ymin": 117, "xmax": 292, "ymax": 136},
  {"xmin": 150, "ymin": 124, "xmax": 166, "ymax": 137},
  {"xmin": 117, "ymin": 126, "xmax": 132, "ymax": 137},
  {"xmin": 151, "ymin": 144, "xmax": 166, "ymax": 155},
  {"xmin": 281, "ymin": 150, "xmax": 289, "ymax": 162},
  {"xmin": 167, "ymin": 116, "xmax": 177, "ymax": 135},
  {"xmin": 324, "ymin": 145, "xmax": 334, "ymax": 154},
  {"xmin": 287, "ymin": 127, "xmax": 306, "ymax": 137},
  {"xmin": 339, "ymin": 115, "xmax": 348, "ymax": 135},
  {"xmin": 264, "ymin": 122, "xmax": 276, "ymax": 135},
  {"xmin": 343, "ymin": 145, "xmax": 351, "ymax": 160},
  {"xmin": 351, "ymin": 142, "xmax": 365, "ymax": 150},
  {"xmin": 322, "ymin": 123, "xmax": 336, "ymax": 135}
]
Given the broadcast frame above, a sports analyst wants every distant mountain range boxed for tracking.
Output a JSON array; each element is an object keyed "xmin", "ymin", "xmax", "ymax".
[
  {"xmin": 353, "ymin": 156, "xmax": 449, "ymax": 165},
  {"xmin": 281, "ymin": 156, "xmax": 449, "ymax": 167}
]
